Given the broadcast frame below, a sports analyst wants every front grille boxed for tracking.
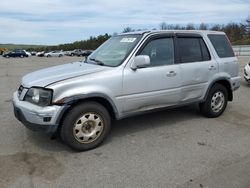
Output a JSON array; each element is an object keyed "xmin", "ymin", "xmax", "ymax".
[{"xmin": 18, "ymin": 85, "xmax": 24, "ymax": 97}]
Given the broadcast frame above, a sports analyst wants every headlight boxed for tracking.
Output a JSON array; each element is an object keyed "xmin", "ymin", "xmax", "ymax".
[{"xmin": 24, "ymin": 87, "xmax": 53, "ymax": 106}]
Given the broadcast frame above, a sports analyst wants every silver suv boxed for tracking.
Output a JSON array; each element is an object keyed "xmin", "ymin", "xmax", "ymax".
[{"xmin": 13, "ymin": 30, "xmax": 241, "ymax": 151}]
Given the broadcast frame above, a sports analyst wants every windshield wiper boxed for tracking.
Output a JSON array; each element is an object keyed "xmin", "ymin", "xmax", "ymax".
[{"xmin": 89, "ymin": 58, "xmax": 104, "ymax": 66}]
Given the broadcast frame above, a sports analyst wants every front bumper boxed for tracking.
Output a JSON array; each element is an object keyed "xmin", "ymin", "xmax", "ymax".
[{"xmin": 12, "ymin": 92, "xmax": 67, "ymax": 133}]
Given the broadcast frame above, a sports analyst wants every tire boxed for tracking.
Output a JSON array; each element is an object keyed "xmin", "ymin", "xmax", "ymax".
[
  {"xmin": 60, "ymin": 102, "xmax": 111, "ymax": 151},
  {"xmin": 47, "ymin": 55, "xmax": 51, "ymax": 57},
  {"xmin": 200, "ymin": 83, "xmax": 228, "ymax": 118},
  {"xmin": 20, "ymin": 55, "xmax": 24, "ymax": 58},
  {"xmin": 59, "ymin": 54, "xmax": 62, "ymax": 57}
]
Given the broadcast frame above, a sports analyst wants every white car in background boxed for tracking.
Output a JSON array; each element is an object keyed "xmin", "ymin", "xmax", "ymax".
[
  {"xmin": 36, "ymin": 51, "xmax": 45, "ymax": 57},
  {"xmin": 23, "ymin": 50, "xmax": 31, "ymax": 57},
  {"xmin": 44, "ymin": 51, "xmax": 64, "ymax": 57},
  {"xmin": 244, "ymin": 62, "xmax": 250, "ymax": 83}
]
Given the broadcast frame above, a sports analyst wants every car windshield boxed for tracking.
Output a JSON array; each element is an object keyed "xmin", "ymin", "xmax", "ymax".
[{"xmin": 86, "ymin": 34, "xmax": 142, "ymax": 67}]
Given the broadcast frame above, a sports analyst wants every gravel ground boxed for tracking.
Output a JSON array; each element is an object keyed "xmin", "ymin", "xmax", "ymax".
[{"xmin": 0, "ymin": 56, "xmax": 250, "ymax": 188}]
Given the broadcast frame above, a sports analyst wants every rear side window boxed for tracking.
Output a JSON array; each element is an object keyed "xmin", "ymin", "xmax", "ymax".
[
  {"xmin": 178, "ymin": 37, "xmax": 210, "ymax": 63},
  {"xmin": 208, "ymin": 34, "xmax": 234, "ymax": 58}
]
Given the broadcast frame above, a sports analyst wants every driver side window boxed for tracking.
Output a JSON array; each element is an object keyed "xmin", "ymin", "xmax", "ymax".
[{"xmin": 139, "ymin": 37, "xmax": 174, "ymax": 67}]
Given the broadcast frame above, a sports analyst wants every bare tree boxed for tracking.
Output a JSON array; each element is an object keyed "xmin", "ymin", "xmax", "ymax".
[
  {"xmin": 159, "ymin": 22, "xmax": 167, "ymax": 30},
  {"xmin": 173, "ymin": 24, "xmax": 181, "ymax": 30},
  {"xmin": 186, "ymin": 23, "xmax": 195, "ymax": 30},
  {"xmin": 210, "ymin": 24, "xmax": 221, "ymax": 31},
  {"xmin": 199, "ymin": 23, "xmax": 208, "ymax": 30},
  {"xmin": 245, "ymin": 15, "xmax": 250, "ymax": 36},
  {"xmin": 122, "ymin": 27, "xmax": 134, "ymax": 33},
  {"xmin": 223, "ymin": 22, "xmax": 245, "ymax": 41}
]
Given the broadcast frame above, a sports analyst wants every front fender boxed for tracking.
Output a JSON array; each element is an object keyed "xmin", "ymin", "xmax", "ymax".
[{"xmin": 62, "ymin": 93, "xmax": 119, "ymax": 117}]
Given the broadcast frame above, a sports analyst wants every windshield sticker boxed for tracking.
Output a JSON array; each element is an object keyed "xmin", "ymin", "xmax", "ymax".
[{"xmin": 120, "ymin": 38, "xmax": 137, "ymax": 43}]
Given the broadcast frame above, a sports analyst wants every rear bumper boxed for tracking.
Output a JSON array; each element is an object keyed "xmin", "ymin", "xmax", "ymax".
[
  {"xmin": 230, "ymin": 76, "xmax": 241, "ymax": 91},
  {"xmin": 12, "ymin": 92, "xmax": 68, "ymax": 133}
]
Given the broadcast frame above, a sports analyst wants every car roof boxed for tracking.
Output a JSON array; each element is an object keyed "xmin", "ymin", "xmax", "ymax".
[{"xmin": 118, "ymin": 30, "xmax": 225, "ymax": 36}]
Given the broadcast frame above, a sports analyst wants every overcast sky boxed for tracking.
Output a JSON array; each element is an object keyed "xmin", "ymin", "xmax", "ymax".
[{"xmin": 0, "ymin": 0, "xmax": 249, "ymax": 45}]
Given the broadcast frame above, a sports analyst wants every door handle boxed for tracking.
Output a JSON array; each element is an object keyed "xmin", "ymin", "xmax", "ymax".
[
  {"xmin": 208, "ymin": 65, "xmax": 216, "ymax": 71},
  {"xmin": 166, "ymin": 71, "xmax": 177, "ymax": 77}
]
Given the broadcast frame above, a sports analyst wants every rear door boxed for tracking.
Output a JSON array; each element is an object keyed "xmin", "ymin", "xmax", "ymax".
[{"xmin": 176, "ymin": 34, "xmax": 218, "ymax": 103}]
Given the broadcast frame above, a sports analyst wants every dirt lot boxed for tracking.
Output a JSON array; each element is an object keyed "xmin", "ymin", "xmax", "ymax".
[{"xmin": 0, "ymin": 56, "xmax": 250, "ymax": 188}]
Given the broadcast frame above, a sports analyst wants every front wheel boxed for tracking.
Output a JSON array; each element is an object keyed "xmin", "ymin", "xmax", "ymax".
[
  {"xmin": 60, "ymin": 102, "xmax": 111, "ymax": 151},
  {"xmin": 200, "ymin": 84, "xmax": 228, "ymax": 118}
]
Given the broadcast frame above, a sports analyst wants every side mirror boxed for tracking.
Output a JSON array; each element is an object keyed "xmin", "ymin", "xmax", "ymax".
[{"xmin": 131, "ymin": 55, "xmax": 150, "ymax": 70}]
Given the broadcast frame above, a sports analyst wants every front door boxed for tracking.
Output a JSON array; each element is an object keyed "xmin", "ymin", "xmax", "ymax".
[{"xmin": 121, "ymin": 36, "xmax": 181, "ymax": 114}]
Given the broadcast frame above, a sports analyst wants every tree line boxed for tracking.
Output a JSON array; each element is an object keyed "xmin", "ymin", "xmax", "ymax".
[
  {"xmin": 27, "ymin": 15, "xmax": 250, "ymax": 52},
  {"xmin": 158, "ymin": 20, "xmax": 250, "ymax": 45},
  {"xmin": 123, "ymin": 16, "xmax": 250, "ymax": 45},
  {"xmin": 27, "ymin": 33, "xmax": 111, "ymax": 52}
]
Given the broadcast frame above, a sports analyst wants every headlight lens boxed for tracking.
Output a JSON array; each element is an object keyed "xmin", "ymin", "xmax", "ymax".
[{"xmin": 24, "ymin": 88, "xmax": 53, "ymax": 106}]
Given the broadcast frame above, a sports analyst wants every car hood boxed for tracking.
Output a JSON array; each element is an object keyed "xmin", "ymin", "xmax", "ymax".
[{"xmin": 22, "ymin": 61, "xmax": 109, "ymax": 88}]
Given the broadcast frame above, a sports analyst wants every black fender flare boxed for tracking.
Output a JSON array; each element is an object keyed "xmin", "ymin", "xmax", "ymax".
[
  {"xmin": 203, "ymin": 78, "xmax": 233, "ymax": 102},
  {"xmin": 60, "ymin": 93, "xmax": 119, "ymax": 119}
]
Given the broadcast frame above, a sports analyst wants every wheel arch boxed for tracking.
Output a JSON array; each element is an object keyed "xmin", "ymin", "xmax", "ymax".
[
  {"xmin": 56, "ymin": 94, "xmax": 119, "ymax": 127},
  {"xmin": 204, "ymin": 79, "xmax": 233, "ymax": 101}
]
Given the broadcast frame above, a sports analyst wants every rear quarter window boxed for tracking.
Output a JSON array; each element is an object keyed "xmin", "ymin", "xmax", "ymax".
[{"xmin": 208, "ymin": 34, "xmax": 235, "ymax": 58}]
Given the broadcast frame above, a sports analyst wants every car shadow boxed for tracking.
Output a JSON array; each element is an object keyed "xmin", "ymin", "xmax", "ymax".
[
  {"xmin": 106, "ymin": 104, "xmax": 201, "ymax": 142},
  {"xmin": 25, "ymin": 104, "xmax": 202, "ymax": 152}
]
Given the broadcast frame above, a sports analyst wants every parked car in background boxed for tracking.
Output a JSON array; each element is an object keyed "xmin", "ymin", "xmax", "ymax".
[
  {"xmin": 3, "ymin": 49, "xmax": 28, "ymax": 58},
  {"xmin": 31, "ymin": 51, "xmax": 37, "ymax": 56},
  {"xmin": 45, "ymin": 51, "xmax": 64, "ymax": 57},
  {"xmin": 23, "ymin": 50, "xmax": 31, "ymax": 57},
  {"xmin": 36, "ymin": 51, "xmax": 45, "ymax": 57},
  {"xmin": 244, "ymin": 62, "xmax": 250, "ymax": 83},
  {"xmin": 66, "ymin": 49, "xmax": 79, "ymax": 56},
  {"xmin": 77, "ymin": 50, "xmax": 93, "ymax": 57},
  {"xmin": 64, "ymin": 49, "xmax": 93, "ymax": 57},
  {"xmin": 72, "ymin": 49, "xmax": 83, "ymax": 56},
  {"xmin": 13, "ymin": 30, "xmax": 240, "ymax": 151},
  {"xmin": 64, "ymin": 51, "xmax": 73, "ymax": 56}
]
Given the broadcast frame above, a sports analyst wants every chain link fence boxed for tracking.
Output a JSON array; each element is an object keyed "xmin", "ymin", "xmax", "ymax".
[{"xmin": 233, "ymin": 45, "xmax": 250, "ymax": 56}]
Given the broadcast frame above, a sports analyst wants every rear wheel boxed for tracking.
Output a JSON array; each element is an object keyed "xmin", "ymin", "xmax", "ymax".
[
  {"xmin": 60, "ymin": 102, "xmax": 111, "ymax": 151},
  {"xmin": 200, "ymin": 84, "xmax": 228, "ymax": 118}
]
